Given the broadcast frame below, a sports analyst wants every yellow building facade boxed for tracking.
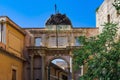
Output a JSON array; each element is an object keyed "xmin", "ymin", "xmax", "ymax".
[{"xmin": 0, "ymin": 16, "xmax": 25, "ymax": 80}]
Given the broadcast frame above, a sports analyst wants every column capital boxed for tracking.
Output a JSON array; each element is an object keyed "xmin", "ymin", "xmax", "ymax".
[
  {"xmin": 41, "ymin": 53, "xmax": 46, "ymax": 57},
  {"xmin": 30, "ymin": 54, "xmax": 34, "ymax": 57},
  {"xmin": 69, "ymin": 51, "xmax": 73, "ymax": 57},
  {"xmin": 38, "ymin": 50, "xmax": 46, "ymax": 56},
  {"xmin": 38, "ymin": 53, "xmax": 46, "ymax": 57}
]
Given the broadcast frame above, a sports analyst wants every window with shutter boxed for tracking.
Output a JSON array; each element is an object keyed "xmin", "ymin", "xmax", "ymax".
[{"xmin": 0, "ymin": 23, "xmax": 6, "ymax": 44}]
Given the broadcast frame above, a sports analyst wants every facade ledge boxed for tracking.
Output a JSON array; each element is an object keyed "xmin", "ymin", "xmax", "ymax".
[
  {"xmin": 27, "ymin": 46, "xmax": 82, "ymax": 56},
  {"xmin": 0, "ymin": 47, "xmax": 25, "ymax": 61},
  {"xmin": 27, "ymin": 46, "xmax": 82, "ymax": 50}
]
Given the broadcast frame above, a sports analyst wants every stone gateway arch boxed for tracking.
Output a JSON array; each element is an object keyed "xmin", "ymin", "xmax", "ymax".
[{"xmin": 23, "ymin": 13, "xmax": 98, "ymax": 80}]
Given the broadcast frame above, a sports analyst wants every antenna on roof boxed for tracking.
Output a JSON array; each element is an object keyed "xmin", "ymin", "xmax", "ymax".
[{"xmin": 55, "ymin": 4, "xmax": 57, "ymax": 14}]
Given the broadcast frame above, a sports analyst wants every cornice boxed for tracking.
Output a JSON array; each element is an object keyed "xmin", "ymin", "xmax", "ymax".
[{"xmin": 0, "ymin": 16, "xmax": 26, "ymax": 36}]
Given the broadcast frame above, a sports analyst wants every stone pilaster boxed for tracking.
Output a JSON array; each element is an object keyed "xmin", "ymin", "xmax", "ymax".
[
  {"xmin": 30, "ymin": 54, "xmax": 34, "ymax": 80},
  {"xmin": 68, "ymin": 66, "xmax": 72, "ymax": 80},
  {"xmin": 41, "ymin": 54, "xmax": 45, "ymax": 80},
  {"xmin": 70, "ymin": 51, "xmax": 74, "ymax": 80},
  {"xmin": 47, "ymin": 66, "xmax": 50, "ymax": 80}
]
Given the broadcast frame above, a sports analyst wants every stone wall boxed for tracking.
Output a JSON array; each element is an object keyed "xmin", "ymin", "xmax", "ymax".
[{"xmin": 96, "ymin": 0, "xmax": 120, "ymax": 36}]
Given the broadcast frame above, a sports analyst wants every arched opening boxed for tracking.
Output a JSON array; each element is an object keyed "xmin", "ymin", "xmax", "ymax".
[{"xmin": 47, "ymin": 58, "xmax": 70, "ymax": 80}]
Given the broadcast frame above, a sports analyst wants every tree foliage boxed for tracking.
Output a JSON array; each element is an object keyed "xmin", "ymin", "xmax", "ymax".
[
  {"xmin": 113, "ymin": 0, "xmax": 120, "ymax": 10},
  {"xmin": 73, "ymin": 23, "xmax": 120, "ymax": 80}
]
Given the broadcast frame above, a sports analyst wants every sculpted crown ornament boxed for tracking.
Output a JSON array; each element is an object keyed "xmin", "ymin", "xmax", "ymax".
[{"xmin": 45, "ymin": 13, "xmax": 72, "ymax": 25}]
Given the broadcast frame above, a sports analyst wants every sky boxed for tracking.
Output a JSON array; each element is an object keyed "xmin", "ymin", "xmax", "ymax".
[
  {"xmin": 0, "ymin": 0, "xmax": 104, "ymax": 28},
  {"xmin": 52, "ymin": 59, "xmax": 66, "ymax": 64}
]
